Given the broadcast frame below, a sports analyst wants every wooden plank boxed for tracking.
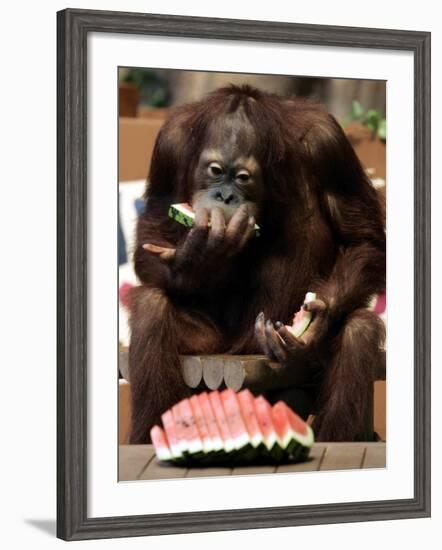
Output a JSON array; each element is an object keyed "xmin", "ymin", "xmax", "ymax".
[
  {"xmin": 139, "ymin": 457, "xmax": 188, "ymax": 480},
  {"xmin": 231, "ymin": 464, "xmax": 277, "ymax": 476},
  {"xmin": 185, "ymin": 466, "xmax": 232, "ymax": 478},
  {"xmin": 320, "ymin": 443, "xmax": 366, "ymax": 471},
  {"xmin": 118, "ymin": 445, "xmax": 154, "ymax": 481},
  {"xmin": 362, "ymin": 443, "xmax": 386, "ymax": 469},
  {"xmin": 276, "ymin": 444, "xmax": 327, "ymax": 473}
]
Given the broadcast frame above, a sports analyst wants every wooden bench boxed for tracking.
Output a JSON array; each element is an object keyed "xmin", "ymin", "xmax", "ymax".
[
  {"xmin": 118, "ymin": 350, "xmax": 386, "ymax": 444},
  {"xmin": 119, "ymin": 350, "xmax": 385, "ymax": 392}
]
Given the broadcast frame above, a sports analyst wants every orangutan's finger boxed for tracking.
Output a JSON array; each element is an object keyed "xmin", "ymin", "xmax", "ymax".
[{"xmin": 142, "ymin": 243, "xmax": 176, "ymax": 262}]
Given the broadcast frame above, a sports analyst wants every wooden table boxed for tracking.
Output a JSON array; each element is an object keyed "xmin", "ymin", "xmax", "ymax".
[{"xmin": 119, "ymin": 442, "xmax": 386, "ymax": 481}]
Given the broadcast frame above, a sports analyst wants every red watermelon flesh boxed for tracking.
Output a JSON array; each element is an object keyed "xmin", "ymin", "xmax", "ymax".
[
  {"xmin": 220, "ymin": 388, "xmax": 249, "ymax": 450},
  {"xmin": 198, "ymin": 392, "xmax": 224, "ymax": 452},
  {"xmin": 285, "ymin": 402, "xmax": 314, "ymax": 447},
  {"xmin": 237, "ymin": 389, "xmax": 264, "ymax": 448},
  {"xmin": 150, "ymin": 425, "xmax": 172, "ymax": 461},
  {"xmin": 209, "ymin": 391, "xmax": 235, "ymax": 453},
  {"xmin": 161, "ymin": 409, "xmax": 182, "ymax": 459},
  {"xmin": 253, "ymin": 396, "xmax": 277, "ymax": 451},
  {"xmin": 172, "ymin": 404, "xmax": 189, "ymax": 455},
  {"xmin": 271, "ymin": 401, "xmax": 313, "ymax": 450},
  {"xmin": 190, "ymin": 394, "xmax": 213, "ymax": 453},
  {"xmin": 271, "ymin": 401, "xmax": 295, "ymax": 452},
  {"xmin": 178, "ymin": 399, "xmax": 203, "ymax": 454}
]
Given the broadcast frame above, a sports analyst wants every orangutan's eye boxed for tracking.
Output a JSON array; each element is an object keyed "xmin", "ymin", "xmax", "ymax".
[
  {"xmin": 208, "ymin": 162, "xmax": 224, "ymax": 177},
  {"xmin": 236, "ymin": 171, "xmax": 250, "ymax": 183}
]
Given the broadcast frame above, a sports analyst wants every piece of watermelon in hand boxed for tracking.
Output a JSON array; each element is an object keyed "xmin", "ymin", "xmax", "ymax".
[{"xmin": 286, "ymin": 291, "xmax": 317, "ymax": 338}]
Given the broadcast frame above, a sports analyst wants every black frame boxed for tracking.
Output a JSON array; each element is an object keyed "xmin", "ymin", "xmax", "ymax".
[{"xmin": 57, "ymin": 8, "xmax": 431, "ymax": 541}]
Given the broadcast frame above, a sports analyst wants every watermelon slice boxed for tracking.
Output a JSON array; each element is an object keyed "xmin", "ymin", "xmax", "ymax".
[
  {"xmin": 284, "ymin": 402, "xmax": 314, "ymax": 458},
  {"xmin": 168, "ymin": 202, "xmax": 260, "ymax": 237},
  {"xmin": 178, "ymin": 399, "xmax": 203, "ymax": 456},
  {"xmin": 286, "ymin": 291, "xmax": 317, "ymax": 338},
  {"xmin": 209, "ymin": 391, "xmax": 235, "ymax": 453},
  {"xmin": 161, "ymin": 409, "xmax": 183, "ymax": 460},
  {"xmin": 150, "ymin": 425, "xmax": 173, "ymax": 462},
  {"xmin": 150, "ymin": 391, "xmax": 313, "ymax": 466},
  {"xmin": 272, "ymin": 401, "xmax": 314, "ymax": 460},
  {"xmin": 253, "ymin": 395, "xmax": 278, "ymax": 455},
  {"xmin": 237, "ymin": 389, "xmax": 264, "ymax": 449},
  {"xmin": 198, "ymin": 392, "xmax": 224, "ymax": 452},
  {"xmin": 190, "ymin": 394, "xmax": 214, "ymax": 454},
  {"xmin": 220, "ymin": 389, "xmax": 250, "ymax": 451}
]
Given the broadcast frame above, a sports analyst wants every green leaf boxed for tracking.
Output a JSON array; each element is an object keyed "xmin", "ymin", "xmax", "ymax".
[
  {"xmin": 351, "ymin": 100, "xmax": 364, "ymax": 120},
  {"xmin": 364, "ymin": 110, "xmax": 381, "ymax": 133},
  {"xmin": 378, "ymin": 119, "xmax": 387, "ymax": 140}
]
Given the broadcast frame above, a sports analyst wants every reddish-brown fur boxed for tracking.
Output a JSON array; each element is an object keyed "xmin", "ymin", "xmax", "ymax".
[{"xmin": 127, "ymin": 85, "xmax": 386, "ymax": 444}]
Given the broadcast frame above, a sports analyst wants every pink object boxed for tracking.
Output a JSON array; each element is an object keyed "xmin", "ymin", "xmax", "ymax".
[
  {"xmin": 374, "ymin": 291, "xmax": 386, "ymax": 314},
  {"xmin": 119, "ymin": 282, "xmax": 133, "ymax": 308}
]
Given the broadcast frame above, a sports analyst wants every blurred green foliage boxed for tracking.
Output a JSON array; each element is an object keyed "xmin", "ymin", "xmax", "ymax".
[
  {"xmin": 122, "ymin": 69, "xmax": 171, "ymax": 107},
  {"xmin": 346, "ymin": 100, "xmax": 386, "ymax": 141}
]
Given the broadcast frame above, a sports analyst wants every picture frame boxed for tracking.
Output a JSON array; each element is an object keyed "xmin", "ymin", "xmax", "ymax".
[{"xmin": 57, "ymin": 8, "xmax": 431, "ymax": 541}]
